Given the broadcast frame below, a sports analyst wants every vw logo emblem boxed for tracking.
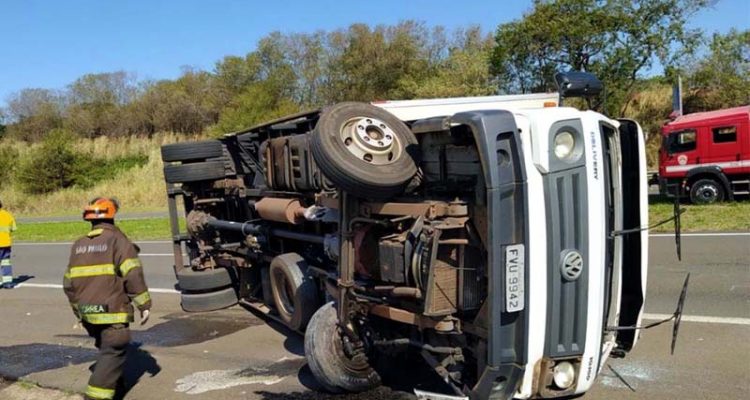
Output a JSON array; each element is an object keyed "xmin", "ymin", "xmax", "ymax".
[{"xmin": 561, "ymin": 250, "xmax": 583, "ymax": 281}]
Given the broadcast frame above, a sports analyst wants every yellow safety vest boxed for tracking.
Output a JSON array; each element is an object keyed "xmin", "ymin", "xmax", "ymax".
[{"xmin": 0, "ymin": 209, "xmax": 17, "ymax": 247}]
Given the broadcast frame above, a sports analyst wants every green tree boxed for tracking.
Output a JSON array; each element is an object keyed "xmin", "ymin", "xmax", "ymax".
[
  {"xmin": 322, "ymin": 22, "xmax": 430, "ymax": 102},
  {"xmin": 397, "ymin": 26, "xmax": 496, "ymax": 98},
  {"xmin": 65, "ymin": 71, "xmax": 139, "ymax": 137},
  {"xmin": 16, "ymin": 129, "xmax": 78, "ymax": 194},
  {"xmin": 212, "ymin": 82, "xmax": 299, "ymax": 134},
  {"xmin": 491, "ymin": 0, "xmax": 711, "ymax": 116},
  {"xmin": 683, "ymin": 29, "xmax": 750, "ymax": 112},
  {"xmin": 4, "ymin": 88, "xmax": 64, "ymax": 141}
]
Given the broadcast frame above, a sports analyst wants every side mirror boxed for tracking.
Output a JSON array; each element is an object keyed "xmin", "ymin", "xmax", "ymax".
[{"xmin": 555, "ymin": 71, "xmax": 603, "ymax": 99}]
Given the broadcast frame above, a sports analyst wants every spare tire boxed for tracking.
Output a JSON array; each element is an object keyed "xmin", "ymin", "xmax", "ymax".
[
  {"xmin": 176, "ymin": 267, "xmax": 235, "ymax": 292},
  {"xmin": 161, "ymin": 140, "xmax": 223, "ymax": 162},
  {"xmin": 164, "ymin": 161, "xmax": 226, "ymax": 184},
  {"xmin": 311, "ymin": 102, "xmax": 419, "ymax": 200},
  {"xmin": 181, "ymin": 287, "xmax": 238, "ymax": 312}
]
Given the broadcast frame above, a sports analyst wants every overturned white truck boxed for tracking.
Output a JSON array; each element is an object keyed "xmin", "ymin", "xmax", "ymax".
[{"xmin": 161, "ymin": 72, "xmax": 650, "ymax": 399}]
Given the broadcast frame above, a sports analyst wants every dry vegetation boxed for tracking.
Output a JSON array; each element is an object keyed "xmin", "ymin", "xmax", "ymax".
[
  {"xmin": 621, "ymin": 83, "xmax": 673, "ymax": 168},
  {"xmin": 0, "ymin": 133, "xmax": 201, "ymax": 216}
]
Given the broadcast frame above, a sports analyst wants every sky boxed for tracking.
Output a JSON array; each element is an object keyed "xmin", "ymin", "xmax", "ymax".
[{"xmin": 1, "ymin": 0, "xmax": 748, "ymax": 106}]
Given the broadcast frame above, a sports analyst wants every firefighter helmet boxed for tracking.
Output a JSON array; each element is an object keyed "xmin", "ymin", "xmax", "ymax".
[{"xmin": 83, "ymin": 197, "xmax": 120, "ymax": 221}]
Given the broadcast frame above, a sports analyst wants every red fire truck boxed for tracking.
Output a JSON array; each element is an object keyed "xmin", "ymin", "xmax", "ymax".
[{"xmin": 658, "ymin": 105, "xmax": 750, "ymax": 203}]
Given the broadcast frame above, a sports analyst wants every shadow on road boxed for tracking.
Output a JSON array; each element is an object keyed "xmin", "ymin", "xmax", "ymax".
[
  {"xmin": 0, "ymin": 343, "xmax": 97, "ymax": 378},
  {"xmin": 0, "ymin": 341, "xmax": 161, "ymax": 400},
  {"xmin": 11, "ymin": 275, "xmax": 34, "ymax": 285},
  {"xmin": 56, "ymin": 311, "xmax": 264, "ymax": 348},
  {"xmin": 116, "ymin": 343, "xmax": 161, "ymax": 400}
]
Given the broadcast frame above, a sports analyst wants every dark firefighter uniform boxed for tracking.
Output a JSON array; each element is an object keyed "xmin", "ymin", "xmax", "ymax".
[{"xmin": 63, "ymin": 221, "xmax": 151, "ymax": 400}]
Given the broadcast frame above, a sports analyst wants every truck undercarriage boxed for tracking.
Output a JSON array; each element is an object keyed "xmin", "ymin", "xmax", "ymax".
[{"xmin": 161, "ymin": 75, "xmax": 649, "ymax": 399}]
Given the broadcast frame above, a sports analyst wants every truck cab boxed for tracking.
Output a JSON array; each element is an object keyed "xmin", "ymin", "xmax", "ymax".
[
  {"xmin": 160, "ymin": 72, "xmax": 650, "ymax": 399},
  {"xmin": 659, "ymin": 105, "xmax": 750, "ymax": 203}
]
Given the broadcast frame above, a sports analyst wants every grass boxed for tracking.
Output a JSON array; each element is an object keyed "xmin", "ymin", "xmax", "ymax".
[
  {"xmin": 649, "ymin": 199, "xmax": 750, "ymax": 232},
  {"xmin": 0, "ymin": 133, "xmax": 201, "ymax": 217},
  {"xmin": 14, "ymin": 217, "xmax": 183, "ymax": 242}
]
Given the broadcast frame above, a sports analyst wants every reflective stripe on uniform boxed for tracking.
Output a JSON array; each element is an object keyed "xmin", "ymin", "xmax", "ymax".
[
  {"xmin": 81, "ymin": 312, "xmax": 131, "ymax": 324},
  {"xmin": 133, "ymin": 291, "xmax": 151, "ymax": 307},
  {"xmin": 119, "ymin": 258, "xmax": 141, "ymax": 276},
  {"xmin": 85, "ymin": 385, "xmax": 115, "ymax": 399},
  {"xmin": 67, "ymin": 264, "xmax": 116, "ymax": 278},
  {"xmin": 0, "ymin": 227, "xmax": 10, "ymax": 233},
  {"xmin": 87, "ymin": 228, "xmax": 104, "ymax": 237},
  {"xmin": 0, "ymin": 259, "xmax": 11, "ymax": 266},
  {"xmin": 1, "ymin": 275, "xmax": 12, "ymax": 283}
]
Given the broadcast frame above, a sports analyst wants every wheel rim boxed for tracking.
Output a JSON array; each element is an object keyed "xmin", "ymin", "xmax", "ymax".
[
  {"xmin": 331, "ymin": 325, "xmax": 371, "ymax": 375},
  {"xmin": 696, "ymin": 184, "xmax": 718, "ymax": 203},
  {"xmin": 272, "ymin": 269, "xmax": 295, "ymax": 316},
  {"xmin": 339, "ymin": 117, "xmax": 402, "ymax": 165}
]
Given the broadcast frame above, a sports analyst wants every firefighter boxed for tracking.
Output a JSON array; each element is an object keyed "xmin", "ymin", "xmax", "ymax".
[
  {"xmin": 63, "ymin": 197, "xmax": 152, "ymax": 400},
  {"xmin": 0, "ymin": 199, "xmax": 17, "ymax": 289}
]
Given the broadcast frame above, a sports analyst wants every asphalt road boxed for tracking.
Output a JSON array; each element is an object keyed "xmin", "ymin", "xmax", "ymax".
[{"xmin": 1, "ymin": 233, "xmax": 748, "ymax": 399}]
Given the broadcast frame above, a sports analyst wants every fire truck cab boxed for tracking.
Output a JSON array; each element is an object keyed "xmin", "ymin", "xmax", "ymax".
[{"xmin": 659, "ymin": 105, "xmax": 750, "ymax": 203}]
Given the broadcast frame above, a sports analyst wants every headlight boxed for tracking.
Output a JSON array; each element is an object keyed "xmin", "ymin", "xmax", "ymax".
[
  {"xmin": 552, "ymin": 361, "xmax": 576, "ymax": 389},
  {"xmin": 554, "ymin": 131, "xmax": 576, "ymax": 160}
]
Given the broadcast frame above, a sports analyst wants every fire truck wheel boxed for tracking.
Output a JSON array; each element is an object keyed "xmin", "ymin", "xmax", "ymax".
[
  {"xmin": 176, "ymin": 267, "xmax": 235, "ymax": 291},
  {"xmin": 161, "ymin": 140, "xmax": 223, "ymax": 162},
  {"xmin": 304, "ymin": 302, "xmax": 381, "ymax": 393},
  {"xmin": 311, "ymin": 102, "xmax": 419, "ymax": 200},
  {"xmin": 689, "ymin": 178, "xmax": 725, "ymax": 204},
  {"xmin": 163, "ymin": 161, "xmax": 226, "ymax": 184},
  {"xmin": 269, "ymin": 253, "xmax": 320, "ymax": 331},
  {"xmin": 180, "ymin": 287, "xmax": 238, "ymax": 312}
]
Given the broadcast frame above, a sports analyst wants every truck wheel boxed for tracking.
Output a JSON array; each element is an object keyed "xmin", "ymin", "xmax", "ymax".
[
  {"xmin": 269, "ymin": 253, "xmax": 320, "ymax": 331},
  {"xmin": 181, "ymin": 287, "xmax": 238, "ymax": 312},
  {"xmin": 177, "ymin": 267, "xmax": 235, "ymax": 291},
  {"xmin": 260, "ymin": 267, "xmax": 275, "ymax": 308},
  {"xmin": 689, "ymin": 178, "xmax": 724, "ymax": 204},
  {"xmin": 311, "ymin": 102, "xmax": 419, "ymax": 200},
  {"xmin": 304, "ymin": 302, "xmax": 381, "ymax": 393},
  {"xmin": 161, "ymin": 140, "xmax": 223, "ymax": 162},
  {"xmin": 164, "ymin": 161, "xmax": 226, "ymax": 184}
]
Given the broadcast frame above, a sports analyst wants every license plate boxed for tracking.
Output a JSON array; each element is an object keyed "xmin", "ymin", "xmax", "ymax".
[{"xmin": 505, "ymin": 244, "xmax": 525, "ymax": 312}]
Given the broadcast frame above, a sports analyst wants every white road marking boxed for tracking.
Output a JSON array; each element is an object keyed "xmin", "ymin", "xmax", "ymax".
[
  {"xmin": 642, "ymin": 313, "xmax": 750, "ymax": 326},
  {"xmin": 650, "ymin": 232, "xmax": 750, "ymax": 237},
  {"xmin": 16, "ymin": 282, "xmax": 179, "ymax": 294}
]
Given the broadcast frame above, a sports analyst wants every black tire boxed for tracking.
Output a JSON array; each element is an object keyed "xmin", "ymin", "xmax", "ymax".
[
  {"xmin": 260, "ymin": 267, "xmax": 275, "ymax": 308},
  {"xmin": 269, "ymin": 253, "xmax": 320, "ymax": 331},
  {"xmin": 176, "ymin": 267, "xmax": 235, "ymax": 291},
  {"xmin": 304, "ymin": 302, "xmax": 381, "ymax": 393},
  {"xmin": 164, "ymin": 161, "xmax": 226, "ymax": 184},
  {"xmin": 689, "ymin": 178, "xmax": 725, "ymax": 204},
  {"xmin": 181, "ymin": 287, "xmax": 238, "ymax": 312},
  {"xmin": 310, "ymin": 102, "xmax": 419, "ymax": 200},
  {"xmin": 161, "ymin": 140, "xmax": 223, "ymax": 162}
]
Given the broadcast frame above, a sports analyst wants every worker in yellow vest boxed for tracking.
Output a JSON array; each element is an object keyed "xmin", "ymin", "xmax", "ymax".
[{"xmin": 0, "ymin": 199, "xmax": 18, "ymax": 289}]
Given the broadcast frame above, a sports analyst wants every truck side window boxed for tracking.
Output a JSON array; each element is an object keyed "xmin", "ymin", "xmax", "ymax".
[
  {"xmin": 669, "ymin": 130, "xmax": 696, "ymax": 153},
  {"xmin": 712, "ymin": 126, "xmax": 737, "ymax": 143}
]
